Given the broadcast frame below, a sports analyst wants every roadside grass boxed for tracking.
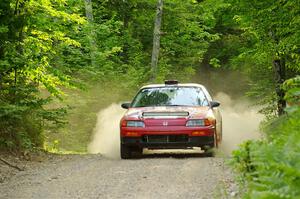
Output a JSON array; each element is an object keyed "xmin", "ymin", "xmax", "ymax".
[{"xmin": 45, "ymin": 80, "xmax": 136, "ymax": 153}]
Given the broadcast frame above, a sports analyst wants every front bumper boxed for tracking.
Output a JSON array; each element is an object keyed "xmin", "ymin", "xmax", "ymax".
[
  {"xmin": 120, "ymin": 125, "xmax": 215, "ymax": 149},
  {"xmin": 121, "ymin": 135, "xmax": 214, "ymax": 149}
]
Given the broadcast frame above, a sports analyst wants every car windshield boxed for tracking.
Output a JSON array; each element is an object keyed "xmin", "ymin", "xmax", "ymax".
[{"xmin": 131, "ymin": 87, "xmax": 209, "ymax": 107}]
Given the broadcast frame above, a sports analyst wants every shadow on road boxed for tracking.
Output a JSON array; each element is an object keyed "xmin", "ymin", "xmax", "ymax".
[
  {"xmin": 129, "ymin": 149, "xmax": 211, "ymax": 159},
  {"xmin": 141, "ymin": 153, "xmax": 208, "ymax": 159}
]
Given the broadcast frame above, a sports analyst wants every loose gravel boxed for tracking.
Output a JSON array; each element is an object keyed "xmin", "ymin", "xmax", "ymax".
[{"xmin": 0, "ymin": 153, "xmax": 237, "ymax": 199}]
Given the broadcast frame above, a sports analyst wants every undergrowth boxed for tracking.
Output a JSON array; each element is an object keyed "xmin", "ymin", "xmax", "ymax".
[{"xmin": 231, "ymin": 77, "xmax": 300, "ymax": 198}]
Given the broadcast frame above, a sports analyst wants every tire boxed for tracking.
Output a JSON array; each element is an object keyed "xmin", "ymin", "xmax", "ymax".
[
  {"xmin": 214, "ymin": 133, "xmax": 219, "ymax": 148},
  {"xmin": 203, "ymin": 135, "xmax": 216, "ymax": 157},
  {"xmin": 204, "ymin": 148, "xmax": 215, "ymax": 157},
  {"xmin": 120, "ymin": 144, "xmax": 132, "ymax": 159},
  {"xmin": 132, "ymin": 147, "xmax": 143, "ymax": 158}
]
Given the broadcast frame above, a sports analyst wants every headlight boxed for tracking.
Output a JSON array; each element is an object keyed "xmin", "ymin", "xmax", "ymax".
[
  {"xmin": 186, "ymin": 119, "xmax": 206, "ymax": 127},
  {"xmin": 186, "ymin": 119, "xmax": 205, "ymax": 126},
  {"xmin": 126, "ymin": 121, "xmax": 145, "ymax": 127}
]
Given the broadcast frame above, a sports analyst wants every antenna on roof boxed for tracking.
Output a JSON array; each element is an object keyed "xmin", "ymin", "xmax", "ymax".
[{"xmin": 165, "ymin": 80, "xmax": 179, "ymax": 85}]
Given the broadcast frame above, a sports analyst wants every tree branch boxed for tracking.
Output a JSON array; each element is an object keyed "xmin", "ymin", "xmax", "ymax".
[{"xmin": 0, "ymin": 157, "xmax": 24, "ymax": 171}]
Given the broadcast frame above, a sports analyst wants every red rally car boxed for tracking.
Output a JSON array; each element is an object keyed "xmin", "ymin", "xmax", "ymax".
[{"xmin": 120, "ymin": 80, "xmax": 222, "ymax": 159}]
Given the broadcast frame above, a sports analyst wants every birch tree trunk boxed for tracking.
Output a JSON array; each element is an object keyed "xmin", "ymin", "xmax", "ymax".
[
  {"xmin": 85, "ymin": 0, "xmax": 96, "ymax": 67},
  {"xmin": 151, "ymin": 0, "xmax": 163, "ymax": 81},
  {"xmin": 85, "ymin": 0, "xmax": 93, "ymax": 21}
]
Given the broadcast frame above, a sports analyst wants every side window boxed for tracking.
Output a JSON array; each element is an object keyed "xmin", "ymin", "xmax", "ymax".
[
  {"xmin": 201, "ymin": 87, "xmax": 212, "ymax": 102},
  {"xmin": 197, "ymin": 89, "xmax": 209, "ymax": 106}
]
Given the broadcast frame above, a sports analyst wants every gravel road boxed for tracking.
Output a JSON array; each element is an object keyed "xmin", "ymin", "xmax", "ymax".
[{"xmin": 0, "ymin": 153, "xmax": 237, "ymax": 199}]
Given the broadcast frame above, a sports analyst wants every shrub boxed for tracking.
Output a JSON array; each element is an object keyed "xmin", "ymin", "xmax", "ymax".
[{"xmin": 231, "ymin": 77, "xmax": 300, "ymax": 198}]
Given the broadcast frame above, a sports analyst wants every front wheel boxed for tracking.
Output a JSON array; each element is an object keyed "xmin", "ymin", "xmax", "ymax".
[
  {"xmin": 204, "ymin": 148, "xmax": 215, "ymax": 157},
  {"xmin": 203, "ymin": 135, "xmax": 217, "ymax": 157},
  {"xmin": 120, "ymin": 144, "xmax": 132, "ymax": 159}
]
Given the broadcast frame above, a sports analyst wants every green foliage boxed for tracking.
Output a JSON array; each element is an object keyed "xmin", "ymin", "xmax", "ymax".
[
  {"xmin": 227, "ymin": 3, "xmax": 300, "ymax": 186},
  {"xmin": 44, "ymin": 139, "xmax": 60, "ymax": 153},
  {"xmin": 209, "ymin": 58, "xmax": 221, "ymax": 68},
  {"xmin": 231, "ymin": 83, "xmax": 300, "ymax": 198},
  {"xmin": 0, "ymin": 0, "xmax": 85, "ymax": 150},
  {"xmin": 159, "ymin": 0, "xmax": 226, "ymax": 78},
  {"xmin": 283, "ymin": 76, "xmax": 300, "ymax": 108},
  {"xmin": 204, "ymin": 0, "xmax": 300, "ymax": 116}
]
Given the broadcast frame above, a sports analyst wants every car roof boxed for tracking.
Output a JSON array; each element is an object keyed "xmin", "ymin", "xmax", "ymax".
[{"xmin": 140, "ymin": 83, "xmax": 206, "ymax": 89}]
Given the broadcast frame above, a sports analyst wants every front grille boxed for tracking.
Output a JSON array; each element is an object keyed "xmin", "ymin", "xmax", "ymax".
[
  {"xmin": 143, "ymin": 135, "xmax": 188, "ymax": 143},
  {"xmin": 142, "ymin": 112, "xmax": 189, "ymax": 118}
]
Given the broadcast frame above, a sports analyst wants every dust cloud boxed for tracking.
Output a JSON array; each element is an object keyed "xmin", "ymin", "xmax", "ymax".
[
  {"xmin": 87, "ymin": 104, "xmax": 125, "ymax": 159},
  {"xmin": 215, "ymin": 92, "xmax": 264, "ymax": 156},
  {"xmin": 88, "ymin": 93, "xmax": 263, "ymax": 158}
]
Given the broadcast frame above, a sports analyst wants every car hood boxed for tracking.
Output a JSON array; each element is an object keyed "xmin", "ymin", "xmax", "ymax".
[{"xmin": 123, "ymin": 106, "xmax": 211, "ymax": 120}]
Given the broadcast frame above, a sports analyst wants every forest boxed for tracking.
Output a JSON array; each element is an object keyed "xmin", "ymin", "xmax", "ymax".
[{"xmin": 0, "ymin": 0, "xmax": 299, "ymax": 198}]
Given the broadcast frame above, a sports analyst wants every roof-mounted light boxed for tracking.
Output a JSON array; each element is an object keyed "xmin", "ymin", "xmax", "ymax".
[{"xmin": 165, "ymin": 80, "xmax": 179, "ymax": 85}]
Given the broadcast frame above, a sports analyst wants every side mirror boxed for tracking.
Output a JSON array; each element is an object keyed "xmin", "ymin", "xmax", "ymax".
[
  {"xmin": 210, "ymin": 101, "xmax": 220, "ymax": 108},
  {"xmin": 121, "ymin": 102, "xmax": 131, "ymax": 109}
]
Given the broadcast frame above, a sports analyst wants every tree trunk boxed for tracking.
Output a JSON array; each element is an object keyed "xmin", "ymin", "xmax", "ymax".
[
  {"xmin": 85, "ymin": 0, "xmax": 93, "ymax": 21},
  {"xmin": 151, "ymin": 0, "xmax": 163, "ymax": 81},
  {"xmin": 13, "ymin": 0, "xmax": 24, "ymax": 93},
  {"xmin": 273, "ymin": 58, "xmax": 286, "ymax": 116},
  {"xmin": 84, "ymin": 0, "xmax": 96, "ymax": 67}
]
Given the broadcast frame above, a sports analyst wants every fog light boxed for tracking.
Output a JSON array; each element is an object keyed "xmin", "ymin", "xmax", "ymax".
[
  {"xmin": 125, "ymin": 132, "xmax": 139, "ymax": 137},
  {"xmin": 191, "ymin": 131, "xmax": 206, "ymax": 136}
]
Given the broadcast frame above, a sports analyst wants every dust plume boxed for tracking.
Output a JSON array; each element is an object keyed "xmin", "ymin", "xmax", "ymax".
[
  {"xmin": 87, "ymin": 104, "xmax": 125, "ymax": 159},
  {"xmin": 215, "ymin": 92, "xmax": 264, "ymax": 156}
]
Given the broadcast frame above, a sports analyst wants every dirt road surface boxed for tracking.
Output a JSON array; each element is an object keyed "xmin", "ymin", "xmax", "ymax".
[{"xmin": 0, "ymin": 153, "xmax": 237, "ymax": 199}]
